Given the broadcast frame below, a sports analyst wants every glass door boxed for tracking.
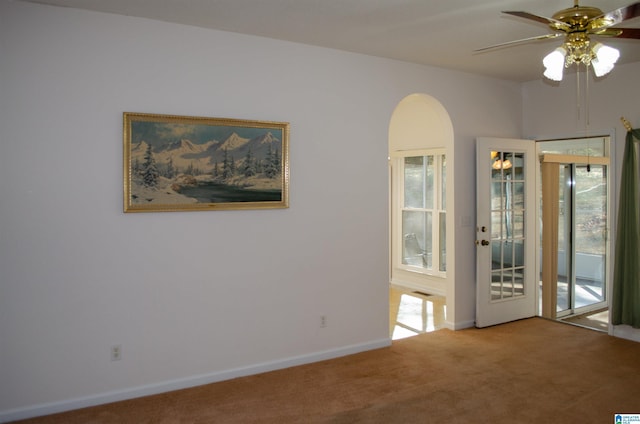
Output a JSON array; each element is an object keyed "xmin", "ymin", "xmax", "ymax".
[
  {"xmin": 538, "ymin": 136, "xmax": 610, "ymax": 319},
  {"xmin": 557, "ymin": 163, "xmax": 608, "ymax": 316},
  {"xmin": 476, "ymin": 138, "xmax": 536, "ymax": 328}
]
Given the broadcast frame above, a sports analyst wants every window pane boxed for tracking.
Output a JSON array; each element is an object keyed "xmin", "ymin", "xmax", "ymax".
[
  {"xmin": 514, "ymin": 239, "xmax": 524, "ymax": 267},
  {"xmin": 404, "ymin": 156, "xmax": 424, "ymax": 208},
  {"xmin": 491, "ymin": 211, "xmax": 502, "ymax": 239},
  {"xmin": 425, "ymin": 156, "xmax": 434, "ymax": 209},
  {"xmin": 491, "ymin": 151, "xmax": 502, "ymax": 181},
  {"xmin": 491, "ymin": 182, "xmax": 503, "ymax": 210},
  {"xmin": 512, "ymin": 182, "xmax": 525, "ymax": 210},
  {"xmin": 513, "ymin": 210, "xmax": 524, "ymax": 238},
  {"xmin": 503, "ymin": 152, "xmax": 514, "ymax": 179},
  {"xmin": 514, "ymin": 271, "xmax": 524, "ymax": 296},
  {"xmin": 424, "ymin": 212, "xmax": 433, "ymax": 269},
  {"xmin": 491, "ymin": 241, "xmax": 501, "ymax": 270},
  {"xmin": 491, "ymin": 271, "xmax": 502, "ymax": 300},
  {"xmin": 513, "ymin": 153, "xmax": 524, "ymax": 180},
  {"xmin": 502, "ymin": 271, "xmax": 514, "ymax": 298},
  {"xmin": 441, "ymin": 155, "xmax": 446, "ymax": 209},
  {"xmin": 402, "ymin": 210, "xmax": 426, "ymax": 267},
  {"xmin": 503, "ymin": 241, "xmax": 514, "ymax": 267},
  {"xmin": 504, "ymin": 210, "xmax": 513, "ymax": 239},
  {"xmin": 439, "ymin": 211, "xmax": 446, "ymax": 272}
]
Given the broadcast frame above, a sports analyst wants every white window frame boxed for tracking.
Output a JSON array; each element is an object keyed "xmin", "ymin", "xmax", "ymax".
[{"xmin": 392, "ymin": 148, "xmax": 447, "ymax": 278}]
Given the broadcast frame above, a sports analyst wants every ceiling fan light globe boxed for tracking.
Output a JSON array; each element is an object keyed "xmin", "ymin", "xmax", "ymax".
[
  {"xmin": 593, "ymin": 43, "xmax": 620, "ymax": 64},
  {"xmin": 543, "ymin": 67, "xmax": 564, "ymax": 81},
  {"xmin": 543, "ymin": 47, "xmax": 566, "ymax": 81},
  {"xmin": 592, "ymin": 43, "xmax": 619, "ymax": 77},
  {"xmin": 592, "ymin": 58, "xmax": 614, "ymax": 77}
]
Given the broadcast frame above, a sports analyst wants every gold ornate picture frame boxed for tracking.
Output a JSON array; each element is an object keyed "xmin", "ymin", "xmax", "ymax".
[{"xmin": 123, "ymin": 112, "xmax": 289, "ymax": 212}]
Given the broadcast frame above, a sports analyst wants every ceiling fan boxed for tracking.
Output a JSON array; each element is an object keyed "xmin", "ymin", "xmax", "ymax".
[{"xmin": 477, "ymin": 1, "xmax": 640, "ymax": 80}]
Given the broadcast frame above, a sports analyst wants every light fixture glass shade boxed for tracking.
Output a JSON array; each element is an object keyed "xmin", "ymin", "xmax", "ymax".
[
  {"xmin": 543, "ymin": 47, "xmax": 566, "ymax": 81},
  {"xmin": 592, "ymin": 43, "xmax": 619, "ymax": 77},
  {"xmin": 492, "ymin": 159, "xmax": 512, "ymax": 170}
]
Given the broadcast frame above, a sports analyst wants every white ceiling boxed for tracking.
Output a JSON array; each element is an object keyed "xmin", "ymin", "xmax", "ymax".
[{"xmin": 22, "ymin": 0, "xmax": 640, "ymax": 82}]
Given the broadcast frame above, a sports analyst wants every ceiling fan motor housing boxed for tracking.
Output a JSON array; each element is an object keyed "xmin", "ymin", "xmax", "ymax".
[
  {"xmin": 548, "ymin": 3, "xmax": 611, "ymax": 67},
  {"xmin": 551, "ymin": 5, "xmax": 604, "ymax": 31}
]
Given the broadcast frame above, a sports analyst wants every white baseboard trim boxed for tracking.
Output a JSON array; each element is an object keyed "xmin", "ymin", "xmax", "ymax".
[
  {"xmin": 0, "ymin": 338, "xmax": 391, "ymax": 423},
  {"xmin": 443, "ymin": 319, "xmax": 475, "ymax": 330},
  {"xmin": 612, "ymin": 324, "xmax": 640, "ymax": 343}
]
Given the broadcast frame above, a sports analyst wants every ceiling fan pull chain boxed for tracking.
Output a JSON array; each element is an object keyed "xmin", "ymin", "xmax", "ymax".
[
  {"xmin": 576, "ymin": 64, "xmax": 581, "ymax": 122},
  {"xmin": 585, "ymin": 62, "xmax": 591, "ymax": 172},
  {"xmin": 586, "ymin": 62, "xmax": 590, "ymax": 132}
]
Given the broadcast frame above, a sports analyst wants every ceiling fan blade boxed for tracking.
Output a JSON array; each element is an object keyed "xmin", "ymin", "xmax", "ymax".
[
  {"xmin": 591, "ymin": 27, "xmax": 640, "ymax": 39},
  {"xmin": 502, "ymin": 11, "xmax": 571, "ymax": 31},
  {"xmin": 590, "ymin": 2, "xmax": 640, "ymax": 30},
  {"xmin": 474, "ymin": 33, "xmax": 563, "ymax": 53}
]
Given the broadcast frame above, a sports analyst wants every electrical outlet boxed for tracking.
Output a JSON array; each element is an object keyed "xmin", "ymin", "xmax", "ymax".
[
  {"xmin": 320, "ymin": 315, "xmax": 327, "ymax": 328},
  {"xmin": 111, "ymin": 344, "xmax": 122, "ymax": 361}
]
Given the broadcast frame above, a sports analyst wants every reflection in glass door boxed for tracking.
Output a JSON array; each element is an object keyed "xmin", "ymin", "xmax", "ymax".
[{"xmin": 557, "ymin": 163, "xmax": 608, "ymax": 316}]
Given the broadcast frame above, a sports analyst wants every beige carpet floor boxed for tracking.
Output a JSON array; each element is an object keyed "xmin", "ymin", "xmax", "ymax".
[{"xmin": 12, "ymin": 318, "xmax": 640, "ymax": 423}]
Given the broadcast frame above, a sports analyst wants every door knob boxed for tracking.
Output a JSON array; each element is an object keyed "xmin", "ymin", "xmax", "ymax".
[{"xmin": 475, "ymin": 239, "xmax": 490, "ymax": 246}]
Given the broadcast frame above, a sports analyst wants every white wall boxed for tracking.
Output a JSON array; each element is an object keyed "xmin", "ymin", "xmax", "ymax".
[
  {"xmin": 523, "ymin": 61, "xmax": 640, "ymax": 341},
  {"xmin": 0, "ymin": 0, "xmax": 523, "ymax": 420}
]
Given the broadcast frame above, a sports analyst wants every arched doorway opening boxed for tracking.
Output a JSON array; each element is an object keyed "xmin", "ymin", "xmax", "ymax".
[{"xmin": 388, "ymin": 93, "xmax": 455, "ymax": 338}]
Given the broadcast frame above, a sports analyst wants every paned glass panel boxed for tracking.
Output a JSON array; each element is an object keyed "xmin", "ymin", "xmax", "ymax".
[
  {"xmin": 503, "ymin": 152, "xmax": 514, "ymax": 179},
  {"xmin": 491, "ymin": 211, "xmax": 502, "ymax": 239},
  {"xmin": 441, "ymin": 155, "xmax": 446, "ymax": 209},
  {"xmin": 491, "ymin": 241, "xmax": 501, "ymax": 270},
  {"xmin": 491, "ymin": 271, "xmax": 502, "ymax": 300},
  {"xmin": 503, "ymin": 241, "xmax": 514, "ymax": 268},
  {"xmin": 513, "ymin": 210, "xmax": 524, "ymax": 238},
  {"xmin": 402, "ymin": 210, "xmax": 425, "ymax": 267},
  {"xmin": 513, "ymin": 153, "xmax": 525, "ymax": 180},
  {"xmin": 514, "ymin": 239, "xmax": 524, "ymax": 267},
  {"xmin": 404, "ymin": 156, "xmax": 424, "ymax": 208},
  {"xmin": 514, "ymin": 271, "xmax": 525, "ymax": 295},
  {"xmin": 491, "ymin": 151, "xmax": 504, "ymax": 181},
  {"xmin": 502, "ymin": 271, "xmax": 514, "ymax": 298},
  {"xmin": 505, "ymin": 210, "xmax": 514, "ymax": 239},
  {"xmin": 491, "ymin": 182, "xmax": 503, "ymax": 209},
  {"xmin": 512, "ymin": 182, "xmax": 525, "ymax": 210},
  {"xmin": 424, "ymin": 212, "xmax": 433, "ymax": 269},
  {"xmin": 501, "ymin": 211, "xmax": 508, "ymax": 240},
  {"xmin": 439, "ymin": 211, "xmax": 446, "ymax": 272},
  {"xmin": 425, "ymin": 156, "xmax": 434, "ymax": 209}
]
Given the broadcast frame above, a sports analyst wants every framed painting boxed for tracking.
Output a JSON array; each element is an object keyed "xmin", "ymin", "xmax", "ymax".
[{"xmin": 123, "ymin": 112, "xmax": 289, "ymax": 212}]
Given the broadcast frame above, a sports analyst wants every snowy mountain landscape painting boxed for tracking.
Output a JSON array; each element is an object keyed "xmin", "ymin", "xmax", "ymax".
[{"xmin": 123, "ymin": 113, "xmax": 289, "ymax": 212}]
